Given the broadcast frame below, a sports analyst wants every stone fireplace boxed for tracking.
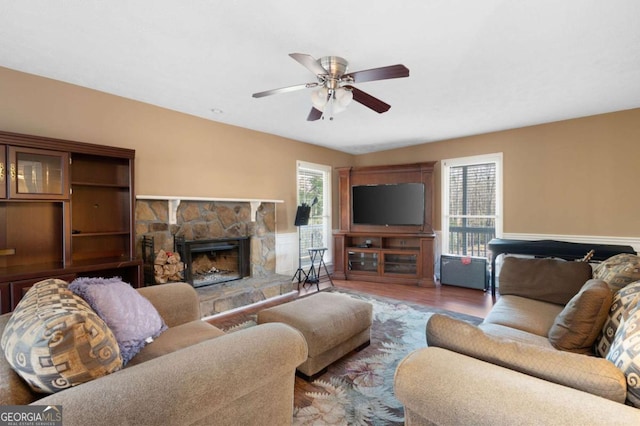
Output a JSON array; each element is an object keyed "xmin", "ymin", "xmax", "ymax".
[
  {"xmin": 135, "ymin": 196, "xmax": 294, "ymax": 317},
  {"xmin": 136, "ymin": 199, "xmax": 276, "ymax": 282}
]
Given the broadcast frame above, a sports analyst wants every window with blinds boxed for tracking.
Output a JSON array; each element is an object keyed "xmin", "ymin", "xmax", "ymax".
[
  {"xmin": 296, "ymin": 161, "xmax": 332, "ymax": 266},
  {"xmin": 442, "ymin": 154, "xmax": 502, "ymax": 258}
]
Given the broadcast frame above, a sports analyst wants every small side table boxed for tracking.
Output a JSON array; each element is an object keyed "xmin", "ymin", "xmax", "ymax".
[{"xmin": 303, "ymin": 247, "xmax": 335, "ymax": 291}]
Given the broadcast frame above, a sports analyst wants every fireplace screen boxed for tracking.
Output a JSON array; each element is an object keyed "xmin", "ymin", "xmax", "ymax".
[{"xmin": 175, "ymin": 237, "xmax": 250, "ymax": 287}]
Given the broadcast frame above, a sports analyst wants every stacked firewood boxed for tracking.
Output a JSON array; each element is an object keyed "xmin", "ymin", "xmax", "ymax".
[{"xmin": 154, "ymin": 249, "xmax": 185, "ymax": 284}]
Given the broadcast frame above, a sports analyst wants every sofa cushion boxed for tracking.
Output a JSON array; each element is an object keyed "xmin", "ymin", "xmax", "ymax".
[
  {"xmin": 593, "ymin": 253, "xmax": 640, "ymax": 292},
  {"xmin": 482, "ymin": 295, "xmax": 564, "ymax": 337},
  {"xmin": 136, "ymin": 283, "xmax": 201, "ymax": 327},
  {"xmin": 426, "ymin": 314, "xmax": 627, "ymax": 402},
  {"xmin": 69, "ymin": 277, "xmax": 168, "ymax": 365},
  {"xmin": 126, "ymin": 320, "xmax": 225, "ymax": 367},
  {"xmin": 0, "ymin": 279, "xmax": 122, "ymax": 394},
  {"xmin": 606, "ymin": 299, "xmax": 640, "ymax": 407},
  {"xmin": 498, "ymin": 257, "xmax": 593, "ymax": 305},
  {"xmin": 595, "ymin": 280, "xmax": 640, "ymax": 357},
  {"xmin": 548, "ymin": 279, "xmax": 612, "ymax": 354},
  {"xmin": 479, "ymin": 323, "xmax": 555, "ymax": 348}
]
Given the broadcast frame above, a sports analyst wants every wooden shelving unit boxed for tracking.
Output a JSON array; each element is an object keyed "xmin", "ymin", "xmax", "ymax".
[
  {"xmin": 0, "ymin": 131, "xmax": 141, "ymax": 313},
  {"xmin": 333, "ymin": 162, "xmax": 436, "ymax": 287}
]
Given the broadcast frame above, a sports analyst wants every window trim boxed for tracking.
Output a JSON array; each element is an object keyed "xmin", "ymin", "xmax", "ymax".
[
  {"xmin": 441, "ymin": 153, "xmax": 503, "ymax": 256},
  {"xmin": 296, "ymin": 160, "xmax": 332, "ymax": 265}
]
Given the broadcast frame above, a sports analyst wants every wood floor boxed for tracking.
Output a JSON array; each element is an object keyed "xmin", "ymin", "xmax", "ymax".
[
  {"xmin": 207, "ymin": 278, "xmax": 497, "ymax": 329},
  {"xmin": 207, "ymin": 278, "xmax": 499, "ymax": 410},
  {"xmin": 322, "ymin": 278, "xmax": 498, "ymax": 318}
]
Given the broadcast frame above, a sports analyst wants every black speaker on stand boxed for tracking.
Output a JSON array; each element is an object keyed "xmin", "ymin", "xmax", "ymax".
[{"xmin": 292, "ymin": 204, "xmax": 311, "ymax": 285}]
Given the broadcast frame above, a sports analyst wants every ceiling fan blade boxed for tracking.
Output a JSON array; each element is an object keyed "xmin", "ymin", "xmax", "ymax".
[
  {"xmin": 307, "ymin": 107, "xmax": 323, "ymax": 121},
  {"xmin": 252, "ymin": 82, "xmax": 318, "ymax": 98},
  {"xmin": 289, "ymin": 53, "xmax": 329, "ymax": 76},
  {"xmin": 343, "ymin": 64, "xmax": 409, "ymax": 84},
  {"xmin": 344, "ymin": 85, "xmax": 391, "ymax": 113}
]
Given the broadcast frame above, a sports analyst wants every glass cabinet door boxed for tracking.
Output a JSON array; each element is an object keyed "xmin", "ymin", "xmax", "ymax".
[
  {"xmin": 383, "ymin": 252, "xmax": 418, "ymax": 276},
  {"xmin": 347, "ymin": 250, "xmax": 379, "ymax": 273},
  {"xmin": 8, "ymin": 147, "xmax": 69, "ymax": 199}
]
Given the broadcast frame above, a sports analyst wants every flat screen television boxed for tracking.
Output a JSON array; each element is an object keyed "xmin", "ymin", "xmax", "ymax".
[{"xmin": 352, "ymin": 183, "xmax": 425, "ymax": 226}]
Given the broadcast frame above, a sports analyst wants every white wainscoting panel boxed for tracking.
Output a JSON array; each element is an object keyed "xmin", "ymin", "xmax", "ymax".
[{"xmin": 276, "ymin": 232, "xmax": 298, "ymax": 276}]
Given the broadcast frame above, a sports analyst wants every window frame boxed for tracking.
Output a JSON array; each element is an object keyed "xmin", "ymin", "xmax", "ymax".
[
  {"xmin": 441, "ymin": 153, "xmax": 503, "ymax": 257},
  {"xmin": 296, "ymin": 160, "xmax": 332, "ymax": 265}
]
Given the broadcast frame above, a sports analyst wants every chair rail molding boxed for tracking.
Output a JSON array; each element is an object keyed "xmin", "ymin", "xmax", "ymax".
[{"xmin": 502, "ymin": 233, "xmax": 640, "ymax": 254}]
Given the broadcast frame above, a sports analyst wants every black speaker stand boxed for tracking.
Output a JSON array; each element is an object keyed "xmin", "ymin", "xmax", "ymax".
[{"xmin": 291, "ymin": 225, "xmax": 308, "ymax": 285}]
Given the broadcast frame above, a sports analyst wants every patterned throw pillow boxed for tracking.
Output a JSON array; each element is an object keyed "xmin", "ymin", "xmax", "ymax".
[
  {"xmin": 606, "ymin": 299, "xmax": 640, "ymax": 407},
  {"xmin": 593, "ymin": 253, "xmax": 640, "ymax": 292},
  {"xmin": 69, "ymin": 277, "xmax": 167, "ymax": 364},
  {"xmin": 0, "ymin": 279, "xmax": 122, "ymax": 394},
  {"xmin": 595, "ymin": 281, "xmax": 640, "ymax": 358}
]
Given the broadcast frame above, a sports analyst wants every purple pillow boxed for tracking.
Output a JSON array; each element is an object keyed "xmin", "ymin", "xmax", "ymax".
[{"xmin": 69, "ymin": 277, "xmax": 168, "ymax": 364}]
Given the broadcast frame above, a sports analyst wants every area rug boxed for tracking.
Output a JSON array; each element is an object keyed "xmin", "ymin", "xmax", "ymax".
[{"xmin": 222, "ymin": 288, "xmax": 482, "ymax": 426}]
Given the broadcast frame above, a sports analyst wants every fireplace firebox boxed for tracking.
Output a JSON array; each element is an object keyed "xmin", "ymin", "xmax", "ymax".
[{"xmin": 175, "ymin": 237, "xmax": 250, "ymax": 288}]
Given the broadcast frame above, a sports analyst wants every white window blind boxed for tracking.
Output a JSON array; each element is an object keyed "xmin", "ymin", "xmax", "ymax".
[{"xmin": 296, "ymin": 161, "xmax": 332, "ymax": 265}]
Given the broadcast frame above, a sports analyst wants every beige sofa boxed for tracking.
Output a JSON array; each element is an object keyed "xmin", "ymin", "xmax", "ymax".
[
  {"xmin": 395, "ymin": 257, "xmax": 640, "ymax": 425},
  {"xmin": 1, "ymin": 282, "xmax": 308, "ymax": 426}
]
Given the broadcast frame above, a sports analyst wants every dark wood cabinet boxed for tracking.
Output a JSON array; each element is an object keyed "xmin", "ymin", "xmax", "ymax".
[
  {"xmin": 7, "ymin": 146, "xmax": 69, "ymax": 199},
  {"xmin": 333, "ymin": 162, "xmax": 436, "ymax": 286},
  {"xmin": 0, "ymin": 131, "xmax": 141, "ymax": 313},
  {"xmin": 334, "ymin": 232, "xmax": 435, "ymax": 286}
]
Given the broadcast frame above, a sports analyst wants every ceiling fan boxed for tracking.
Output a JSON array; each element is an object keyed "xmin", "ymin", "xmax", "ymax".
[{"xmin": 252, "ymin": 53, "xmax": 409, "ymax": 121}]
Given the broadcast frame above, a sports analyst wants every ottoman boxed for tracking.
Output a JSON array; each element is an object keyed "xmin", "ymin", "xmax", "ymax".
[{"xmin": 257, "ymin": 292, "xmax": 373, "ymax": 380}]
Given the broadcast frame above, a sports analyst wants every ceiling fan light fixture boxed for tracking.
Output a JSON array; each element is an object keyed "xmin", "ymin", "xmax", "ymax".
[
  {"xmin": 333, "ymin": 87, "xmax": 353, "ymax": 113},
  {"xmin": 311, "ymin": 87, "xmax": 352, "ymax": 116},
  {"xmin": 311, "ymin": 87, "xmax": 329, "ymax": 110}
]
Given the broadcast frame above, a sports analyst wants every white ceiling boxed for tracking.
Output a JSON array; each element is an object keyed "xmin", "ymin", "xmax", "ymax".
[{"xmin": 1, "ymin": 1, "xmax": 639, "ymax": 154}]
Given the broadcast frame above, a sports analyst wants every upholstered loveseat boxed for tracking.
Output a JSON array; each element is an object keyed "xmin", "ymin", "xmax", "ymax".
[
  {"xmin": 395, "ymin": 255, "xmax": 640, "ymax": 425},
  {"xmin": 1, "ymin": 281, "xmax": 308, "ymax": 426}
]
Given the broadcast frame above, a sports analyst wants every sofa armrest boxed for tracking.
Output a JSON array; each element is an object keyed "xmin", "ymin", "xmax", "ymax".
[
  {"xmin": 36, "ymin": 323, "xmax": 308, "ymax": 426},
  {"xmin": 137, "ymin": 282, "xmax": 200, "ymax": 327},
  {"xmin": 427, "ymin": 314, "xmax": 627, "ymax": 402},
  {"xmin": 395, "ymin": 347, "xmax": 640, "ymax": 426}
]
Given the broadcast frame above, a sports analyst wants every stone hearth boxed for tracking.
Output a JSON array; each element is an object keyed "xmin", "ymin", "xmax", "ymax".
[{"xmin": 195, "ymin": 274, "xmax": 294, "ymax": 318}]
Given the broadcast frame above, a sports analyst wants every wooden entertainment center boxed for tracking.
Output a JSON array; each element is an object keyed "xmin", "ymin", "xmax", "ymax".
[
  {"xmin": 0, "ymin": 130, "xmax": 141, "ymax": 314},
  {"xmin": 333, "ymin": 162, "xmax": 436, "ymax": 286}
]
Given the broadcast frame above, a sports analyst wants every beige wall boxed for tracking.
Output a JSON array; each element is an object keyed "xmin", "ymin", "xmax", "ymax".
[
  {"xmin": 356, "ymin": 109, "xmax": 640, "ymax": 238},
  {"xmin": 0, "ymin": 67, "xmax": 354, "ymax": 233},
  {"xmin": 2, "ymin": 66, "xmax": 638, "ymax": 239}
]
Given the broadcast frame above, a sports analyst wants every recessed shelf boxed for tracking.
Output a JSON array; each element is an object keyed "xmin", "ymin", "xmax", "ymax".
[
  {"xmin": 72, "ymin": 231, "xmax": 130, "ymax": 237},
  {"xmin": 72, "ymin": 181, "xmax": 130, "ymax": 189}
]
